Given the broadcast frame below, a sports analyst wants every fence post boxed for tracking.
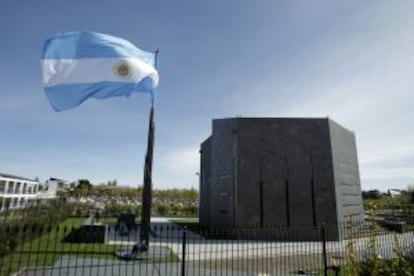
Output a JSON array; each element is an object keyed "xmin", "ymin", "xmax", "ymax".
[
  {"xmin": 181, "ymin": 227, "xmax": 187, "ymax": 276},
  {"xmin": 321, "ymin": 223, "xmax": 328, "ymax": 276}
]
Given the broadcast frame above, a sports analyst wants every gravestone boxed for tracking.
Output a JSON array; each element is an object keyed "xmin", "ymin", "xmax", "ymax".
[{"xmin": 115, "ymin": 213, "xmax": 136, "ymax": 236}]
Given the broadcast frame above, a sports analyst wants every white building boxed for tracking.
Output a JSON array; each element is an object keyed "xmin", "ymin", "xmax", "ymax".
[
  {"xmin": 37, "ymin": 177, "xmax": 63, "ymax": 200},
  {"xmin": 0, "ymin": 173, "xmax": 39, "ymax": 211}
]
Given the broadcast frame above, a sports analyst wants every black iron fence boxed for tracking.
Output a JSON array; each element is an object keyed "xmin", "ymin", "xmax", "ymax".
[{"xmin": 0, "ymin": 217, "xmax": 413, "ymax": 275}]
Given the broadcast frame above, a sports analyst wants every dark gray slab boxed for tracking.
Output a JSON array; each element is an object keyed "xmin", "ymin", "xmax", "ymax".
[{"xmin": 200, "ymin": 118, "xmax": 364, "ymax": 240}]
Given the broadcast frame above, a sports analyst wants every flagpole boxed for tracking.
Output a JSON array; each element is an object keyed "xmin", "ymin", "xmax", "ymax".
[{"xmin": 139, "ymin": 49, "xmax": 159, "ymax": 251}]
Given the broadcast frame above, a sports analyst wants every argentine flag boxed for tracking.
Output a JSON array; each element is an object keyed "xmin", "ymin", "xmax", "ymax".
[{"xmin": 42, "ymin": 31, "xmax": 159, "ymax": 111}]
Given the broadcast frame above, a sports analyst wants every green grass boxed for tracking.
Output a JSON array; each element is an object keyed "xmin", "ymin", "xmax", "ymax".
[
  {"xmin": 95, "ymin": 217, "xmax": 117, "ymax": 224},
  {"xmin": 406, "ymin": 224, "xmax": 414, "ymax": 231},
  {"xmin": 167, "ymin": 217, "xmax": 198, "ymax": 224},
  {"xmin": 0, "ymin": 217, "xmax": 177, "ymax": 276}
]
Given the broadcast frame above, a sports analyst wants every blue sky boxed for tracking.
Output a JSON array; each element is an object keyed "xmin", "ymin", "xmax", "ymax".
[{"xmin": 0, "ymin": 1, "xmax": 413, "ymax": 191}]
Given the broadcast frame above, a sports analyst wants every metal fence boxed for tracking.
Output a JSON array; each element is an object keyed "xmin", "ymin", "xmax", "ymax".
[{"xmin": 0, "ymin": 218, "xmax": 413, "ymax": 275}]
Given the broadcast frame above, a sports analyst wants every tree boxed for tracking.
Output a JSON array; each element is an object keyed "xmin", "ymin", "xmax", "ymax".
[
  {"xmin": 407, "ymin": 184, "xmax": 414, "ymax": 204},
  {"xmin": 156, "ymin": 204, "xmax": 168, "ymax": 216},
  {"xmin": 74, "ymin": 179, "xmax": 92, "ymax": 198},
  {"xmin": 107, "ymin": 179, "xmax": 118, "ymax": 186},
  {"xmin": 362, "ymin": 190, "xmax": 381, "ymax": 200}
]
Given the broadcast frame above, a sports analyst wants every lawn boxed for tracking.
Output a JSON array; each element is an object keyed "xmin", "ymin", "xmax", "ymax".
[
  {"xmin": 168, "ymin": 217, "xmax": 199, "ymax": 227},
  {"xmin": 0, "ymin": 217, "xmax": 177, "ymax": 276},
  {"xmin": 95, "ymin": 216, "xmax": 117, "ymax": 224}
]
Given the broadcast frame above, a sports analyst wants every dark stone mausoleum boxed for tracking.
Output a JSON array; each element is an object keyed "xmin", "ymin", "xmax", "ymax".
[{"xmin": 199, "ymin": 118, "xmax": 364, "ymax": 240}]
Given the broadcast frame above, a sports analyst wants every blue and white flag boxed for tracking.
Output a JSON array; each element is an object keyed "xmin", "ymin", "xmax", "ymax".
[{"xmin": 42, "ymin": 31, "xmax": 159, "ymax": 111}]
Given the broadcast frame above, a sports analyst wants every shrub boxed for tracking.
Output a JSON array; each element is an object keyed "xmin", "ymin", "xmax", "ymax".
[{"xmin": 0, "ymin": 201, "xmax": 71, "ymax": 258}]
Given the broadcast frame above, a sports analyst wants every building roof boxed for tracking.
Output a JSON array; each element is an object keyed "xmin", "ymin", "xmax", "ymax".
[
  {"xmin": 49, "ymin": 177, "xmax": 67, "ymax": 182},
  {"xmin": 0, "ymin": 173, "xmax": 38, "ymax": 182},
  {"xmin": 212, "ymin": 117, "xmax": 354, "ymax": 133}
]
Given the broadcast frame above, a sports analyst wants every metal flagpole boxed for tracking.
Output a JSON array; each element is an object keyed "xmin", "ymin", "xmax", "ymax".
[{"xmin": 138, "ymin": 49, "xmax": 159, "ymax": 251}]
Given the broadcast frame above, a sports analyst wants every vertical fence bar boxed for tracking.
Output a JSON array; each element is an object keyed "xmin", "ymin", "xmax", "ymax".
[
  {"xmin": 164, "ymin": 225, "xmax": 169, "ymax": 276},
  {"xmin": 25, "ymin": 225, "xmax": 36, "ymax": 272},
  {"xmin": 43, "ymin": 225, "xmax": 52, "ymax": 272},
  {"xmin": 51, "ymin": 225, "xmax": 59, "ymax": 275},
  {"xmin": 60, "ymin": 225, "xmax": 67, "ymax": 275},
  {"xmin": 181, "ymin": 227, "xmax": 187, "ymax": 276},
  {"xmin": 321, "ymin": 223, "xmax": 328, "ymax": 276}
]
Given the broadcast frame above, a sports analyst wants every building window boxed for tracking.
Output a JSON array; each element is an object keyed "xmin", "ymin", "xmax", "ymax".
[
  {"xmin": 0, "ymin": 181, "xmax": 5, "ymax": 193},
  {"xmin": 15, "ymin": 182, "xmax": 21, "ymax": 194},
  {"xmin": 7, "ymin": 182, "xmax": 14, "ymax": 193},
  {"xmin": 23, "ymin": 183, "xmax": 27, "ymax": 194},
  {"xmin": 28, "ymin": 186, "xmax": 32, "ymax": 194},
  {"xmin": 13, "ymin": 198, "xmax": 18, "ymax": 207}
]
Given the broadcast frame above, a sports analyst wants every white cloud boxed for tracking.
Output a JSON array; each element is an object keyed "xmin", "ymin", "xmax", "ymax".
[
  {"xmin": 362, "ymin": 168, "xmax": 414, "ymax": 181},
  {"xmin": 360, "ymin": 145, "xmax": 414, "ymax": 166},
  {"xmin": 217, "ymin": 3, "xmax": 414, "ymax": 191},
  {"xmin": 153, "ymin": 146, "xmax": 200, "ymax": 189}
]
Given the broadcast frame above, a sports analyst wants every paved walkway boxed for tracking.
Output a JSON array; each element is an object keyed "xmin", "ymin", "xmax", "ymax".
[
  {"xmin": 106, "ymin": 218, "xmax": 414, "ymax": 263},
  {"xmin": 24, "ymin": 218, "xmax": 410, "ymax": 275},
  {"xmin": 19, "ymin": 256, "xmax": 289, "ymax": 276},
  {"xmin": 18, "ymin": 229, "xmax": 414, "ymax": 275}
]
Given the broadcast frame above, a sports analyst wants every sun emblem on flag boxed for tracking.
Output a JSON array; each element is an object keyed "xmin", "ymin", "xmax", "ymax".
[{"xmin": 114, "ymin": 61, "xmax": 131, "ymax": 79}]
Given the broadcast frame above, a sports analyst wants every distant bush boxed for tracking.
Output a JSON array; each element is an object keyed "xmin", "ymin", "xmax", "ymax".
[{"xmin": 152, "ymin": 203, "xmax": 198, "ymax": 217}]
